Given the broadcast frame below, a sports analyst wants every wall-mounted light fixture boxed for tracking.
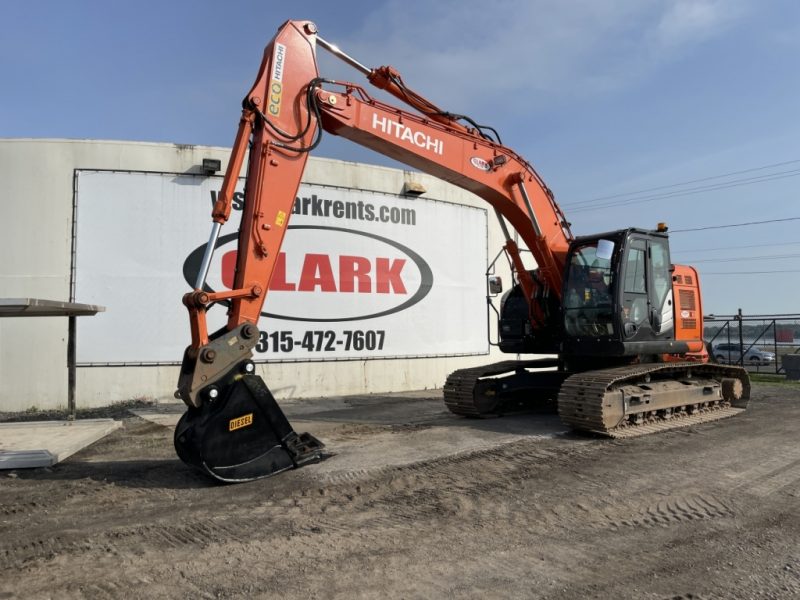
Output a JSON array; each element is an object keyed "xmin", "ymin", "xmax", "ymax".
[
  {"xmin": 402, "ymin": 181, "xmax": 426, "ymax": 196},
  {"xmin": 202, "ymin": 158, "xmax": 221, "ymax": 175}
]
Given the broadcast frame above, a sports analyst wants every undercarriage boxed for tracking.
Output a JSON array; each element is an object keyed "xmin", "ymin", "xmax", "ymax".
[{"xmin": 444, "ymin": 360, "xmax": 750, "ymax": 437}]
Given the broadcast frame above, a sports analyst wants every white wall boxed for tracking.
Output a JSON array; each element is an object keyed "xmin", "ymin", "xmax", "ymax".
[{"xmin": 0, "ymin": 139, "xmax": 513, "ymax": 411}]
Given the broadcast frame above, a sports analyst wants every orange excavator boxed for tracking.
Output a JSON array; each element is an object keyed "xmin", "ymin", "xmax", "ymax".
[{"xmin": 173, "ymin": 20, "xmax": 750, "ymax": 482}]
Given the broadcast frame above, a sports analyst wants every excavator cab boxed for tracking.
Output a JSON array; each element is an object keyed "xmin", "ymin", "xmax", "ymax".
[{"xmin": 561, "ymin": 228, "xmax": 688, "ymax": 361}]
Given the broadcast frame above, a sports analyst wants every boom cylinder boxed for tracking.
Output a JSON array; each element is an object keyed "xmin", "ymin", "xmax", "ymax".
[
  {"xmin": 516, "ymin": 181, "xmax": 543, "ymax": 237},
  {"xmin": 494, "ymin": 208, "xmax": 513, "ymax": 242}
]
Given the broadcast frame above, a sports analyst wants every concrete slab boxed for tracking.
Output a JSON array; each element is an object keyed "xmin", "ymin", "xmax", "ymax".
[
  {"xmin": 0, "ymin": 419, "xmax": 122, "ymax": 469},
  {"xmin": 132, "ymin": 392, "xmax": 568, "ymax": 482}
]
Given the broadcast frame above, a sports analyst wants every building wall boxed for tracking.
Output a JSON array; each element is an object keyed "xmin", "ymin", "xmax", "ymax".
[{"xmin": 0, "ymin": 139, "xmax": 517, "ymax": 411}]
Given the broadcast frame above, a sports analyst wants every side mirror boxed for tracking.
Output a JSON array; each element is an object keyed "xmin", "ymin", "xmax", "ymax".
[
  {"xmin": 650, "ymin": 308, "xmax": 662, "ymax": 333},
  {"xmin": 488, "ymin": 276, "xmax": 503, "ymax": 295}
]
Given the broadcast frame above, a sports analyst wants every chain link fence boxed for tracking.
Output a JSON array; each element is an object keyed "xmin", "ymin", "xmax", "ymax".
[{"xmin": 704, "ymin": 311, "xmax": 800, "ymax": 377}]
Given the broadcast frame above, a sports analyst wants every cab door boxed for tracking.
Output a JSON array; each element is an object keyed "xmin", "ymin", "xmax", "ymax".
[
  {"xmin": 620, "ymin": 235, "xmax": 673, "ymax": 341},
  {"xmin": 648, "ymin": 237, "xmax": 674, "ymax": 338}
]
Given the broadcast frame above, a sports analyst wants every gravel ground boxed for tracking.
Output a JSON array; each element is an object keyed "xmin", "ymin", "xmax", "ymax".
[{"xmin": 1, "ymin": 383, "xmax": 798, "ymax": 599}]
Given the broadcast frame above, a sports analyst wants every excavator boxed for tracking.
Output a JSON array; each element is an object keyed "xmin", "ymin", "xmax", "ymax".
[{"xmin": 173, "ymin": 20, "xmax": 750, "ymax": 482}]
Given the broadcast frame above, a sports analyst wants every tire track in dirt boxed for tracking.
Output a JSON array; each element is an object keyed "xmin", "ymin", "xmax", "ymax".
[
  {"xmin": 313, "ymin": 438, "xmax": 743, "ymax": 538},
  {"xmin": 0, "ymin": 518, "xmax": 275, "ymax": 569},
  {"xmin": 726, "ymin": 446, "xmax": 800, "ymax": 489},
  {"xmin": 316, "ymin": 438, "xmax": 583, "ymax": 485},
  {"xmin": 1, "ymin": 535, "xmax": 70, "ymax": 568},
  {"xmin": 0, "ymin": 430, "xmax": 759, "ymax": 572},
  {"xmin": 27, "ymin": 567, "xmax": 217, "ymax": 600},
  {"xmin": 308, "ymin": 441, "xmax": 599, "ymax": 535},
  {"xmin": 1, "ymin": 440, "xmax": 594, "ymax": 570},
  {"xmin": 739, "ymin": 458, "xmax": 800, "ymax": 498},
  {"xmin": 107, "ymin": 520, "xmax": 251, "ymax": 551},
  {"xmin": 0, "ymin": 478, "xmax": 113, "ymax": 519},
  {"xmin": 608, "ymin": 493, "xmax": 734, "ymax": 530},
  {"xmin": 285, "ymin": 438, "xmax": 740, "ymax": 541},
  {"xmin": 0, "ymin": 501, "xmax": 40, "ymax": 517},
  {"xmin": 66, "ymin": 581, "xmax": 126, "ymax": 600}
]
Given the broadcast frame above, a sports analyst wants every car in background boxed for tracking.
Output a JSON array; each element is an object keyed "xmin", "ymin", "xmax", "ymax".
[{"xmin": 712, "ymin": 343, "xmax": 776, "ymax": 365}]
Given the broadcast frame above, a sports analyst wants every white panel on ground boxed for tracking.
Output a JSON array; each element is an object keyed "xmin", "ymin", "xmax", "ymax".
[{"xmin": 0, "ymin": 419, "xmax": 122, "ymax": 469}]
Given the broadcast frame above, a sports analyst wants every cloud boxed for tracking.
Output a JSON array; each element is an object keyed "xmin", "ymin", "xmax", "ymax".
[
  {"xmin": 652, "ymin": 0, "xmax": 746, "ymax": 48},
  {"xmin": 321, "ymin": 0, "xmax": 753, "ymax": 116}
]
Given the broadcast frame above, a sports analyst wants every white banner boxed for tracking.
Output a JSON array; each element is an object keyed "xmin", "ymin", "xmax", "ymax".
[{"xmin": 74, "ymin": 170, "xmax": 488, "ymax": 364}]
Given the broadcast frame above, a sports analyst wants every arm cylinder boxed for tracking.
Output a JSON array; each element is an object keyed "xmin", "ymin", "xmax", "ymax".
[{"xmin": 316, "ymin": 35, "xmax": 372, "ymax": 76}]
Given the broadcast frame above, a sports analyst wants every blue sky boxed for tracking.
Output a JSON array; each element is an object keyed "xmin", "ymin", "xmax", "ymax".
[{"xmin": 3, "ymin": 0, "xmax": 799, "ymax": 315}]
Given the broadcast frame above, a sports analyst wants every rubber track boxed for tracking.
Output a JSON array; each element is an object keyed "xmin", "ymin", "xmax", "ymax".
[
  {"xmin": 557, "ymin": 362, "xmax": 750, "ymax": 438},
  {"xmin": 443, "ymin": 359, "xmax": 559, "ymax": 417}
]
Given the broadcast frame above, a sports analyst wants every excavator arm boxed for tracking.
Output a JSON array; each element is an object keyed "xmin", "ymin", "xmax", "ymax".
[
  {"xmin": 177, "ymin": 21, "xmax": 321, "ymax": 410},
  {"xmin": 174, "ymin": 19, "xmax": 575, "ymax": 482}
]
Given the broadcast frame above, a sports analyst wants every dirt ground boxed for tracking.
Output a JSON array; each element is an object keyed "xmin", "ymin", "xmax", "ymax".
[{"xmin": 1, "ymin": 383, "xmax": 799, "ymax": 600}]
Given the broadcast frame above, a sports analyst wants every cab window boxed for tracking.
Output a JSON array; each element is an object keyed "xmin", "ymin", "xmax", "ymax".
[{"xmin": 564, "ymin": 241, "xmax": 615, "ymax": 337}]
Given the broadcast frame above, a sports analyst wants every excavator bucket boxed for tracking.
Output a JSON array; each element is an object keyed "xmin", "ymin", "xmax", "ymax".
[{"xmin": 174, "ymin": 374, "xmax": 324, "ymax": 483}]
